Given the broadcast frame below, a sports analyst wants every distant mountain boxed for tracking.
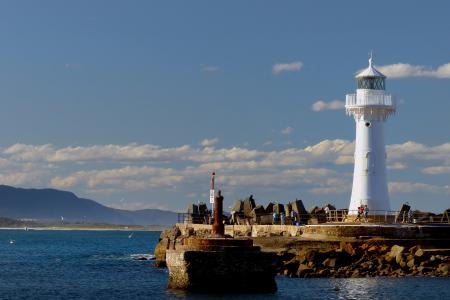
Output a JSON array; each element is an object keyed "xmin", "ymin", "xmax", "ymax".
[{"xmin": 0, "ymin": 185, "xmax": 178, "ymax": 226}]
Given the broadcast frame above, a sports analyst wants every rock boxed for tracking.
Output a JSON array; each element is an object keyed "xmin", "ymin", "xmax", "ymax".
[
  {"xmin": 437, "ymin": 263, "xmax": 449, "ymax": 274},
  {"xmin": 351, "ymin": 269, "xmax": 360, "ymax": 278},
  {"xmin": 379, "ymin": 246, "xmax": 389, "ymax": 253},
  {"xmin": 231, "ymin": 200, "xmax": 244, "ymax": 213},
  {"xmin": 418, "ymin": 266, "xmax": 433, "ymax": 275},
  {"xmin": 282, "ymin": 257, "xmax": 300, "ymax": 276},
  {"xmin": 407, "ymin": 258, "xmax": 415, "ymax": 269},
  {"xmin": 322, "ymin": 258, "xmax": 337, "ymax": 268},
  {"xmin": 399, "ymin": 260, "xmax": 407, "ymax": 269},
  {"xmin": 305, "ymin": 249, "xmax": 317, "ymax": 262},
  {"xmin": 415, "ymin": 248, "xmax": 425, "ymax": 258},
  {"xmin": 388, "ymin": 245, "xmax": 405, "ymax": 264},
  {"xmin": 340, "ymin": 242, "xmax": 356, "ymax": 256},
  {"xmin": 409, "ymin": 245, "xmax": 419, "ymax": 254},
  {"xmin": 396, "ymin": 254, "xmax": 405, "ymax": 265},
  {"xmin": 317, "ymin": 269, "xmax": 330, "ymax": 277},
  {"xmin": 389, "ymin": 245, "xmax": 405, "ymax": 259},
  {"xmin": 154, "ymin": 237, "xmax": 170, "ymax": 267},
  {"xmin": 367, "ymin": 246, "xmax": 379, "ymax": 253},
  {"xmin": 297, "ymin": 264, "xmax": 314, "ymax": 277}
]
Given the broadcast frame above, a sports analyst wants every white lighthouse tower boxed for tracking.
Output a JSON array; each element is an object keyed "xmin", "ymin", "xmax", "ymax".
[{"xmin": 345, "ymin": 54, "xmax": 396, "ymax": 214}]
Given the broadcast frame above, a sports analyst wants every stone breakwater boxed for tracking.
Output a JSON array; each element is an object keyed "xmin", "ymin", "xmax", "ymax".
[
  {"xmin": 154, "ymin": 223, "xmax": 450, "ymax": 278},
  {"xmin": 278, "ymin": 242, "xmax": 450, "ymax": 278}
]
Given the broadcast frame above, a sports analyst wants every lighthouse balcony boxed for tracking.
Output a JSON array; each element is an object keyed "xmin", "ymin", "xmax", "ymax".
[{"xmin": 345, "ymin": 93, "xmax": 395, "ymax": 108}]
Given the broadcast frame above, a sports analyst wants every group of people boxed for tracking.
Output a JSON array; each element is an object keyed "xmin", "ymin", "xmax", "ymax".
[
  {"xmin": 272, "ymin": 210, "xmax": 300, "ymax": 225},
  {"xmin": 354, "ymin": 205, "xmax": 370, "ymax": 223}
]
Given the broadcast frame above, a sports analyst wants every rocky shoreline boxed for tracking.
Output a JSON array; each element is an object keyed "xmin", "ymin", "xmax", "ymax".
[
  {"xmin": 278, "ymin": 241, "xmax": 450, "ymax": 278},
  {"xmin": 154, "ymin": 225, "xmax": 450, "ymax": 278}
]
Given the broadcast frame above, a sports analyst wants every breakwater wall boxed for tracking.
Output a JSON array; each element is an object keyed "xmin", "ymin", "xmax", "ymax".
[
  {"xmin": 176, "ymin": 223, "xmax": 450, "ymax": 240},
  {"xmin": 155, "ymin": 223, "xmax": 450, "ymax": 278}
]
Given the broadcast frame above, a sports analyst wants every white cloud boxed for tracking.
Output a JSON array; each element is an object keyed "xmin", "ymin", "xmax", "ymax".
[
  {"xmin": 272, "ymin": 61, "xmax": 303, "ymax": 74},
  {"xmin": 1, "ymin": 138, "xmax": 450, "ymax": 211},
  {"xmin": 281, "ymin": 126, "xmax": 293, "ymax": 135},
  {"xmin": 3, "ymin": 143, "xmax": 192, "ymax": 162},
  {"xmin": 422, "ymin": 166, "xmax": 450, "ymax": 175},
  {"xmin": 388, "ymin": 181, "xmax": 450, "ymax": 194},
  {"xmin": 50, "ymin": 165, "xmax": 183, "ymax": 190},
  {"xmin": 312, "ymin": 100, "xmax": 345, "ymax": 112},
  {"xmin": 200, "ymin": 138, "xmax": 219, "ymax": 147},
  {"xmin": 387, "ymin": 162, "xmax": 407, "ymax": 170},
  {"xmin": 376, "ymin": 62, "xmax": 450, "ymax": 79}
]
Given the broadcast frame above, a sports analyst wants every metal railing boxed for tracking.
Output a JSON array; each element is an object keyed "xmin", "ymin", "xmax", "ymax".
[
  {"xmin": 346, "ymin": 93, "xmax": 395, "ymax": 107},
  {"xmin": 178, "ymin": 210, "xmax": 450, "ymax": 225}
]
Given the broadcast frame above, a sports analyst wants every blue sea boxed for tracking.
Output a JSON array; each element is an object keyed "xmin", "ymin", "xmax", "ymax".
[{"xmin": 0, "ymin": 230, "xmax": 448, "ymax": 300}]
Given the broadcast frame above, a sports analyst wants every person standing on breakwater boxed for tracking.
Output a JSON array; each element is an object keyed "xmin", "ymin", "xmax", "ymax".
[
  {"xmin": 272, "ymin": 211, "xmax": 279, "ymax": 225},
  {"xmin": 363, "ymin": 205, "xmax": 369, "ymax": 223},
  {"xmin": 408, "ymin": 209, "xmax": 414, "ymax": 223},
  {"xmin": 354, "ymin": 206, "xmax": 363, "ymax": 222},
  {"xmin": 280, "ymin": 212, "xmax": 286, "ymax": 225},
  {"xmin": 324, "ymin": 206, "xmax": 330, "ymax": 222}
]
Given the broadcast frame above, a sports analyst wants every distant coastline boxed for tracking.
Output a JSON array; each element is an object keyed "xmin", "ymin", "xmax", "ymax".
[
  {"xmin": 0, "ymin": 216, "xmax": 170, "ymax": 231},
  {"xmin": 0, "ymin": 225, "xmax": 170, "ymax": 232}
]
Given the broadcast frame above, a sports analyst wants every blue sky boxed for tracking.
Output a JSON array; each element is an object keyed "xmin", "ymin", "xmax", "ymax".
[{"xmin": 0, "ymin": 1, "xmax": 449, "ymax": 212}]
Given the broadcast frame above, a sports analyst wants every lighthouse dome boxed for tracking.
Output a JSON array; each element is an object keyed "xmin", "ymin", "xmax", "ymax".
[
  {"xmin": 355, "ymin": 54, "xmax": 386, "ymax": 90},
  {"xmin": 355, "ymin": 55, "xmax": 386, "ymax": 78}
]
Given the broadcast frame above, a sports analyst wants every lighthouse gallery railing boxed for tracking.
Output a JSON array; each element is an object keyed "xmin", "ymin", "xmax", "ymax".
[{"xmin": 345, "ymin": 93, "xmax": 395, "ymax": 107}]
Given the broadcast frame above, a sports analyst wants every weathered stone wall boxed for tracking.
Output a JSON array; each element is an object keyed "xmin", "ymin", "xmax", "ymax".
[
  {"xmin": 175, "ymin": 223, "xmax": 450, "ymax": 239},
  {"xmin": 176, "ymin": 223, "xmax": 302, "ymax": 237},
  {"xmin": 166, "ymin": 247, "xmax": 278, "ymax": 292}
]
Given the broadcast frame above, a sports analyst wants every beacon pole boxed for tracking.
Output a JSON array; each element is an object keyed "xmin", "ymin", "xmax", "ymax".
[{"xmin": 210, "ymin": 172, "xmax": 215, "ymax": 220}]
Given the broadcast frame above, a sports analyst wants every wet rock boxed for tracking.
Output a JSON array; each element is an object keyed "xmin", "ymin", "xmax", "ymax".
[
  {"xmin": 409, "ymin": 245, "xmax": 419, "ymax": 254},
  {"xmin": 415, "ymin": 248, "xmax": 425, "ymax": 258},
  {"xmin": 340, "ymin": 242, "xmax": 356, "ymax": 256},
  {"xmin": 297, "ymin": 264, "xmax": 314, "ymax": 277},
  {"xmin": 407, "ymin": 258, "xmax": 415, "ymax": 269},
  {"xmin": 154, "ymin": 237, "xmax": 170, "ymax": 267},
  {"xmin": 322, "ymin": 258, "xmax": 337, "ymax": 268},
  {"xmin": 305, "ymin": 249, "xmax": 317, "ymax": 262},
  {"xmin": 437, "ymin": 263, "xmax": 449, "ymax": 274}
]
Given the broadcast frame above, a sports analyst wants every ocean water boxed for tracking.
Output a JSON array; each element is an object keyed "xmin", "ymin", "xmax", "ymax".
[{"xmin": 0, "ymin": 230, "xmax": 449, "ymax": 300}]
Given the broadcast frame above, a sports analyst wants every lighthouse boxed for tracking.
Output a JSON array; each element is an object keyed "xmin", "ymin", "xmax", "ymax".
[{"xmin": 345, "ymin": 54, "xmax": 396, "ymax": 214}]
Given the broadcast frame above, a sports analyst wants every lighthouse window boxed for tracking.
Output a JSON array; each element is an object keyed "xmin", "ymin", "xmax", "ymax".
[
  {"xmin": 357, "ymin": 78, "xmax": 385, "ymax": 90},
  {"xmin": 365, "ymin": 122, "xmax": 371, "ymax": 127}
]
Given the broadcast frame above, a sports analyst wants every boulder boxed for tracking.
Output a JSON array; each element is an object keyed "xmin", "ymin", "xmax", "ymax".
[
  {"xmin": 154, "ymin": 237, "xmax": 170, "ymax": 267},
  {"xmin": 265, "ymin": 202, "xmax": 274, "ymax": 213},
  {"xmin": 273, "ymin": 203, "xmax": 285, "ymax": 214},
  {"xmin": 242, "ymin": 196, "xmax": 256, "ymax": 217},
  {"xmin": 340, "ymin": 242, "xmax": 356, "ymax": 256},
  {"xmin": 414, "ymin": 248, "xmax": 425, "ymax": 258},
  {"xmin": 407, "ymin": 258, "xmax": 415, "ymax": 269},
  {"xmin": 231, "ymin": 200, "xmax": 243, "ymax": 213},
  {"xmin": 284, "ymin": 203, "xmax": 292, "ymax": 218},
  {"xmin": 437, "ymin": 263, "xmax": 450, "ymax": 274},
  {"xmin": 322, "ymin": 258, "xmax": 337, "ymax": 268},
  {"xmin": 305, "ymin": 249, "xmax": 317, "ymax": 262},
  {"xmin": 388, "ymin": 245, "xmax": 405, "ymax": 263},
  {"xmin": 198, "ymin": 202, "xmax": 208, "ymax": 215},
  {"xmin": 297, "ymin": 264, "xmax": 314, "ymax": 277},
  {"xmin": 290, "ymin": 199, "xmax": 309, "ymax": 223},
  {"xmin": 186, "ymin": 204, "xmax": 199, "ymax": 215}
]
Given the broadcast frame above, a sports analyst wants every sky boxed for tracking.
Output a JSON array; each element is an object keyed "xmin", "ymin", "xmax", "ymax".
[{"xmin": 0, "ymin": 1, "xmax": 449, "ymax": 213}]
